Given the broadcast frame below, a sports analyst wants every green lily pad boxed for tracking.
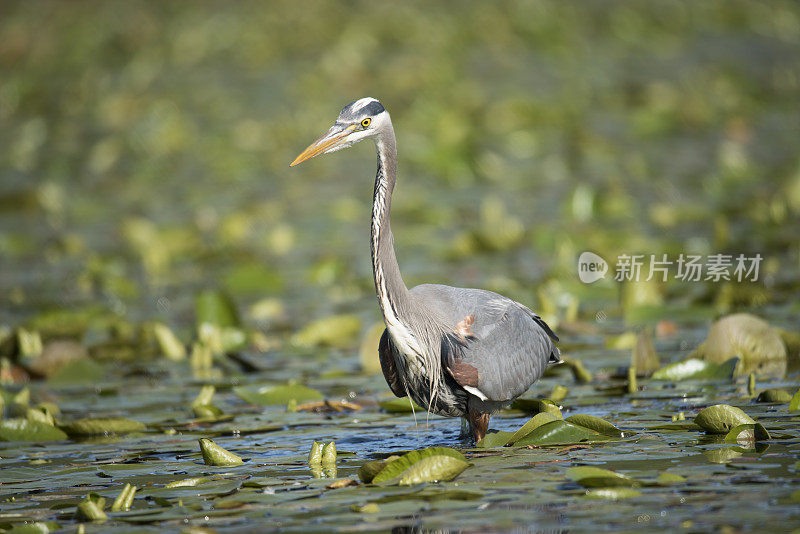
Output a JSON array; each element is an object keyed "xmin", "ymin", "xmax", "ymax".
[
  {"xmin": 199, "ymin": 438, "xmax": 244, "ymax": 466},
  {"xmin": 694, "ymin": 404, "xmax": 755, "ymax": 434},
  {"xmin": 756, "ymin": 389, "xmax": 793, "ymax": 403},
  {"xmin": 59, "ymin": 417, "xmax": 146, "ymax": 436},
  {"xmin": 515, "ymin": 420, "xmax": 612, "ymax": 446},
  {"xmin": 508, "ymin": 412, "xmax": 560, "ymax": 445},
  {"xmin": 566, "ymin": 466, "xmax": 638, "ymax": 488},
  {"xmin": 378, "ymin": 397, "xmax": 424, "ymax": 413},
  {"xmin": 691, "ymin": 313, "xmax": 786, "ymax": 377},
  {"xmin": 358, "ymin": 456, "xmax": 400, "ymax": 483},
  {"xmin": 509, "ymin": 398, "xmax": 562, "ymax": 418},
  {"xmin": 233, "ymin": 384, "xmax": 323, "ymax": 405},
  {"xmin": 651, "ymin": 357, "xmax": 738, "ymax": 381},
  {"xmin": 0, "ymin": 418, "xmax": 67, "ymax": 442},
  {"xmin": 791, "ymin": 388, "xmax": 800, "ymax": 411},
  {"xmin": 4, "ymin": 521, "xmax": 60, "ymax": 534},
  {"xmin": 372, "ymin": 447, "xmax": 470, "ymax": 485},
  {"xmin": 475, "ymin": 430, "xmax": 515, "ymax": 448},
  {"xmin": 724, "ymin": 423, "xmax": 770, "ymax": 445},
  {"xmin": 656, "ymin": 472, "xmax": 686, "ymax": 485},
  {"xmin": 165, "ymin": 477, "xmax": 211, "ymax": 488},
  {"xmin": 565, "ymin": 414, "xmax": 625, "ymax": 438}
]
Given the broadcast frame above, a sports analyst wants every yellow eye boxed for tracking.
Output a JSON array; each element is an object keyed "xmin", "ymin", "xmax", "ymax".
[{"xmin": 361, "ymin": 118, "xmax": 371, "ymax": 128}]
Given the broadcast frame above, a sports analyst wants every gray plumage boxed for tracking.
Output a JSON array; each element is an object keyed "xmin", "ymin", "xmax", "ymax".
[{"xmin": 291, "ymin": 97, "xmax": 560, "ymax": 441}]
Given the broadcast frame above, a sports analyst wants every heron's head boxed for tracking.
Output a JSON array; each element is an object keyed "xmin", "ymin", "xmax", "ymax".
[{"xmin": 290, "ymin": 97, "xmax": 389, "ymax": 166}]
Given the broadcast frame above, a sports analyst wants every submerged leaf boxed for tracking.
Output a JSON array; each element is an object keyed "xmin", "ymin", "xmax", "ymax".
[
  {"xmin": 372, "ymin": 447, "xmax": 469, "ymax": 485},
  {"xmin": 567, "ymin": 466, "xmax": 638, "ymax": 488},
  {"xmin": 565, "ymin": 414, "xmax": 625, "ymax": 438},
  {"xmin": 60, "ymin": 417, "xmax": 145, "ymax": 437},
  {"xmin": 0, "ymin": 418, "xmax": 67, "ymax": 442},
  {"xmin": 651, "ymin": 357, "xmax": 738, "ymax": 381},
  {"xmin": 234, "ymin": 384, "xmax": 323, "ymax": 405},
  {"xmin": 199, "ymin": 438, "xmax": 244, "ymax": 466},
  {"xmin": 694, "ymin": 404, "xmax": 755, "ymax": 434}
]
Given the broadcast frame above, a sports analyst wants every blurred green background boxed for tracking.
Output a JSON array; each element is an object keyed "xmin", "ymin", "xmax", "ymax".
[{"xmin": 1, "ymin": 0, "xmax": 799, "ymax": 339}]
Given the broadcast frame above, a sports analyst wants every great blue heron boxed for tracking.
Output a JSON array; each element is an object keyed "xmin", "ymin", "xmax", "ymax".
[{"xmin": 291, "ymin": 98, "xmax": 560, "ymax": 442}]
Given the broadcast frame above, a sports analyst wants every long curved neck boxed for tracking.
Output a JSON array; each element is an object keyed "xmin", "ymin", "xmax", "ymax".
[{"xmin": 371, "ymin": 121, "xmax": 411, "ymax": 325}]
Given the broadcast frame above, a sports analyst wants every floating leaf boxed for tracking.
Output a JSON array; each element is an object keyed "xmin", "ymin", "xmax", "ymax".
[
  {"xmin": 191, "ymin": 385, "xmax": 222, "ymax": 418},
  {"xmin": 291, "ymin": 314, "xmax": 362, "ymax": 349},
  {"xmin": 791, "ymin": 388, "xmax": 800, "ymax": 411},
  {"xmin": 691, "ymin": 313, "xmax": 786, "ymax": 377},
  {"xmin": 233, "ymin": 384, "xmax": 323, "ymax": 405},
  {"xmin": 565, "ymin": 414, "xmax": 625, "ymax": 438},
  {"xmin": 372, "ymin": 447, "xmax": 469, "ymax": 485},
  {"xmin": 724, "ymin": 423, "xmax": 770, "ymax": 446},
  {"xmin": 110, "ymin": 483, "xmax": 136, "ymax": 512},
  {"xmin": 358, "ymin": 456, "xmax": 401, "ymax": 483},
  {"xmin": 199, "ymin": 438, "xmax": 244, "ymax": 466},
  {"xmin": 475, "ymin": 430, "xmax": 515, "ymax": 448},
  {"xmin": 165, "ymin": 477, "xmax": 211, "ymax": 488},
  {"xmin": 585, "ymin": 488, "xmax": 641, "ymax": 499},
  {"xmin": 76, "ymin": 493, "xmax": 107, "ymax": 521},
  {"xmin": 0, "ymin": 419, "xmax": 67, "ymax": 442},
  {"xmin": 694, "ymin": 404, "xmax": 755, "ymax": 434},
  {"xmin": 567, "ymin": 466, "xmax": 638, "ymax": 488},
  {"xmin": 509, "ymin": 398, "xmax": 562, "ymax": 418},
  {"xmin": 60, "ymin": 417, "xmax": 145, "ymax": 437},
  {"xmin": 656, "ymin": 472, "xmax": 686, "ymax": 485},
  {"xmin": 515, "ymin": 420, "xmax": 608, "ymax": 446},
  {"xmin": 352, "ymin": 503, "xmax": 380, "ymax": 513},
  {"xmin": 378, "ymin": 397, "xmax": 424, "ymax": 413},
  {"xmin": 47, "ymin": 358, "xmax": 105, "ymax": 384},
  {"xmin": 651, "ymin": 357, "xmax": 738, "ymax": 381},
  {"xmin": 4, "ymin": 522, "xmax": 59, "ymax": 533},
  {"xmin": 756, "ymin": 389, "xmax": 793, "ymax": 403},
  {"xmin": 508, "ymin": 413, "xmax": 560, "ymax": 445}
]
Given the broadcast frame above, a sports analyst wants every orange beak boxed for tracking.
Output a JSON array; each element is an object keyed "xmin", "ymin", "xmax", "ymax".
[{"xmin": 290, "ymin": 124, "xmax": 356, "ymax": 167}]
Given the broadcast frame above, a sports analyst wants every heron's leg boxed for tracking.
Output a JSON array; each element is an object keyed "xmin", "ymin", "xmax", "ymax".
[
  {"xmin": 467, "ymin": 407, "xmax": 489, "ymax": 443},
  {"xmin": 459, "ymin": 417, "xmax": 469, "ymax": 438}
]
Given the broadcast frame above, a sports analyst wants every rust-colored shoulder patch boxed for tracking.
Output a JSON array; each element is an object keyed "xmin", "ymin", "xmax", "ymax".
[{"xmin": 455, "ymin": 314, "xmax": 476, "ymax": 341}]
